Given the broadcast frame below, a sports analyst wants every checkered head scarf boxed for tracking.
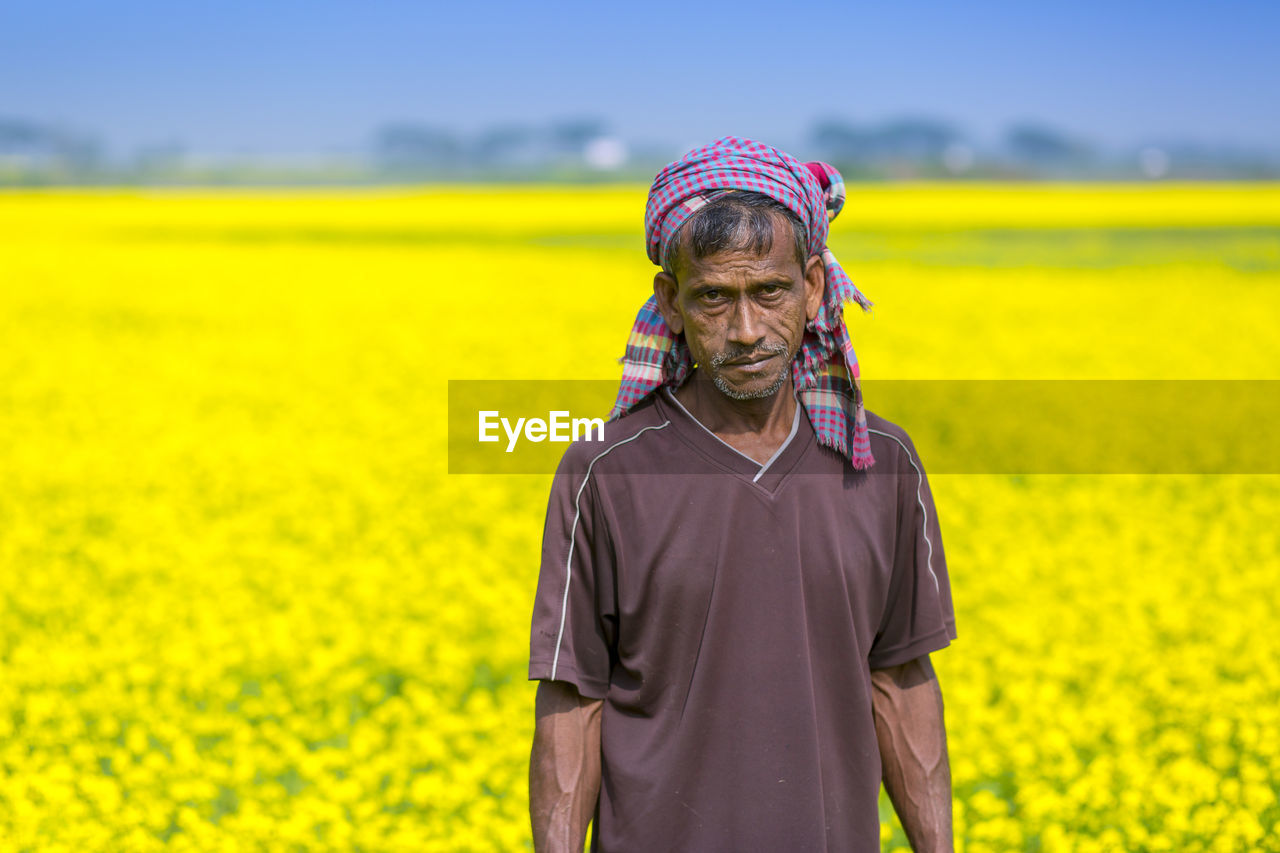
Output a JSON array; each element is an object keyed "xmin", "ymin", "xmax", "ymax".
[{"xmin": 610, "ymin": 136, "xmax": 876, "ymax": 469}]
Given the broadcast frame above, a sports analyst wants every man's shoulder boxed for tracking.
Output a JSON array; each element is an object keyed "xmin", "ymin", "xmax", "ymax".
[
  {"xmin": 553, "ymin": 393, "xmax": 674, "ymax": 477},
  {"xmin": 863, "ymin": 410, "xmax": 926, "ymax": 473}
]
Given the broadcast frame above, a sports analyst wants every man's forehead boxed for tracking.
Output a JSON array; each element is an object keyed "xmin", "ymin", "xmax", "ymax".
[
  {"xmin": 671, "ymin": 207, "xmax": 805, "ymax": 283},
  {"xmin": 679, "ymin": 238, "xmax": 804, "ymax": 285},
  {"xmin": 685, "ymin": 250, "xmax": 799, "ymax": 278}
]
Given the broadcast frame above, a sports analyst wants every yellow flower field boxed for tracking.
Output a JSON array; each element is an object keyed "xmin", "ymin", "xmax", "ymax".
[{"xmin": 1, "ymin": 184, "xmax": 1278, "ymax": 852}]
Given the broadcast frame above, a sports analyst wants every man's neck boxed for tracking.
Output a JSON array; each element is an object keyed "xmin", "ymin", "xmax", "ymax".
[{"xmin": 671, "ymin": 370, "xmax": 799, "ymax": 465}]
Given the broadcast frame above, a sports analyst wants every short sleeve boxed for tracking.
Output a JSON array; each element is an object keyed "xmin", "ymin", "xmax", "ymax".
[
  {"xmin": 528, "ymin": 448, "xmax": 618, "ymax": 699},
  {"xmin": 867, "ymin": 434, "xmax": 958, "ymax": 670}
]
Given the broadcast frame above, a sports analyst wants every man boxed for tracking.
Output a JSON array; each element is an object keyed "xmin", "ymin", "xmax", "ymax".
[{"xmin": 528, "ymin": 137, "xmax": 958, "ymax": 852}]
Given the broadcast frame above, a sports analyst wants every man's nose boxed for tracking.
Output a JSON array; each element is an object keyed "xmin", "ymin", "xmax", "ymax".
[{"xmin": 726, "ymin": 297, "xmax": 766, "ymax": 347}]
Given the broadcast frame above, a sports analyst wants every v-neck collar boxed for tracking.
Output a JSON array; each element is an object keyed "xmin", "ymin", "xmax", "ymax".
[{"xmin": 657, "ymin": 387, "xmax": 812, "ymax": 490}]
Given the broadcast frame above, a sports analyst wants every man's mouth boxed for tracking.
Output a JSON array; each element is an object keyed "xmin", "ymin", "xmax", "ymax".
[
  {"xmin": 724, "ymin": 353, "xmax": 777, "ymax": 369},
  {"xmin": 715, "ymin": 343, "xmax": 789, "ymax": 370}
]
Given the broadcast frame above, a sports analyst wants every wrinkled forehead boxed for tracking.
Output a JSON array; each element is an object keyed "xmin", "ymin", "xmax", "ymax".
[
  {"xmin": 659, "ymin": 190, "xmax": 808, "ymax": 273},
  {"xmin": 676, "ymin": 240, "xmax": 806, "ymax": 287},
  {"xmin": 669, "ymin": 214, "xmax": 808, "ymax": 287}
]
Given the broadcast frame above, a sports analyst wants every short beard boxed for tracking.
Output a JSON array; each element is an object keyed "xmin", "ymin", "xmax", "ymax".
[{"xmin": 709, "ymin": 342, "xmax": 793, "ymax": 401}]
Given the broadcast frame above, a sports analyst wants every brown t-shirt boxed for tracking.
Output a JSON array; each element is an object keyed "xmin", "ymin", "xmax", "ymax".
[{"xmin": 529, "ymin": 387, "xmax": 957, "ymax": 852}]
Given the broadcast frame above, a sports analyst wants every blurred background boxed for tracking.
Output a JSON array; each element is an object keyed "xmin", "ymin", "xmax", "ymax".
[{"xmin": 3, "ymin": 0, "xmax": 1278, "ymax": 185}]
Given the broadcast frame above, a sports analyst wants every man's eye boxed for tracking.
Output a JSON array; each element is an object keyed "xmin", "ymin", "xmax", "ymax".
[{"xmin": 701, "ymin": 289, "xmax": 723, "ymax": 301}]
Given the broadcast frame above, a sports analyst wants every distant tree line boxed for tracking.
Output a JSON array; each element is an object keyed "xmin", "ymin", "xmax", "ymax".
[
  {"xmin": 807, "ymin": 117, "xmax": 1278, "ymax": 180},
  {"xmin": 0, "ymin": 118, "xmax": 104, "ymax": 180},
  {"xmin": 1, "ymin": 114, "xmax": 1276, "ymax": 185},
  {"xmin": 373, "ymin": 118, "xmax": 611, "ymax": 175}
]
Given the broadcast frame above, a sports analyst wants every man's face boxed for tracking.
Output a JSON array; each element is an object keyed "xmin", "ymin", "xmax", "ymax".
[{"xmin": 654, "ymin": 212, "xmax": 825, "ymax": 401}]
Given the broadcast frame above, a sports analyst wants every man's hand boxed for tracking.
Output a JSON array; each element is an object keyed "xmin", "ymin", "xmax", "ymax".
[
  {"xmin": 870, "ymin": 655, "xmax": 953, "ymax": 853},
  {"xmin": 530, "ymin": 680, "xmax": 604, "ymax": 853}
]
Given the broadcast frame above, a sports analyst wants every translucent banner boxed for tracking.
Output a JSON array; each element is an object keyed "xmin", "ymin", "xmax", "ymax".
[{"xmin": 447, "ymin": 380, "xmax": 1280, "ymax": 474}]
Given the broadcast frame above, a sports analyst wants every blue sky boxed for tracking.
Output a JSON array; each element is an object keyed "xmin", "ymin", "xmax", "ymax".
[{"xmin": 3, "ymin": 0, "xmax": 1277, "ymax": 155}]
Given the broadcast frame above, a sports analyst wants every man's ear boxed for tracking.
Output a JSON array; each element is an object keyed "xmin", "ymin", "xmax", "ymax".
[
  {"xmin": 804, "ymin": 253, "xmax": 825, "ymax": 323},
  {"xmin": 653, "ymin": 271, "xmax": 684, "ymax": 335}
]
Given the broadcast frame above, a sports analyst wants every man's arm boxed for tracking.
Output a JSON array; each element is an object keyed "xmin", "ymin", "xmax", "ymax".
[
  {"xmin": 530, "ymin": 679, "xmax": 604, "ymax": 853},
  {"xmin": 870, "ymin": 654, "xmax": 953, "ymax": 853}
]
